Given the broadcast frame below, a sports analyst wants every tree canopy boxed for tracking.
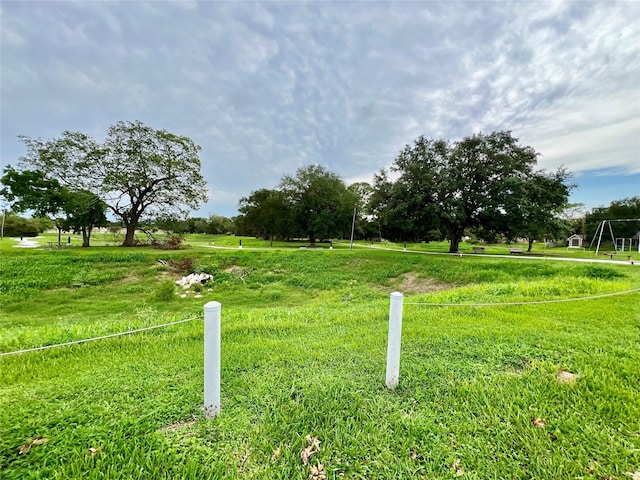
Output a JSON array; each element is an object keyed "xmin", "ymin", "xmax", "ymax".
[
  {"xmin": 0, "ymin": 167, "xmax": 107, "ymax": 246},
  {"xmin": 12, "ymin": 121, "xmax": 208, "ymax": 246},
  {"xmin": 370, "ymin": 131, "xmax": 573, "ymax": 252},
  {"xmin": 585, "ymin": 196, "xmax": 640, "ymax": 244},
  {"xmin": 236, "ymin": 165, "xmax": 357, "ymax": 244}
]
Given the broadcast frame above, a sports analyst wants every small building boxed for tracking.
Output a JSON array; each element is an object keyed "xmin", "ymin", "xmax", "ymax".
[{"xmin": 567, "ymin": 234, "xmax": 583, "ymax": 248}]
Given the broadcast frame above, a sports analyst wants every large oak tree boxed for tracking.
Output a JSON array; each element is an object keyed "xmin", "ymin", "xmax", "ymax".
[
  {"xmin": 14, "ymin": 121, "xmax": 207, "ymax": 246},
  {"xmin": 379, "ymin": 131, "xmax": 570, "ymax": 252}
]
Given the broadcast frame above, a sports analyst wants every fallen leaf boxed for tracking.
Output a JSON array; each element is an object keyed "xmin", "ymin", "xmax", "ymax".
[
  {"xmin": 301, "ymin": 445, "xmax": 314, "ymax": 465},
  {"xmin": 306, "ymin": 435, "xmax": 321, "ymax": 450},
  {"xmin": 301, "ymin": 435, "xmax": 321, "ymax": 465},
  {"xmin": 532, "ymin": 418, "xmax": 546, "ymax": 428},
  {"xmin": 271, "ymin": 447, "xmax": 281, "ymax": 462},
  {"xmin": 451, "ymin": 458, "xmax": 464, "ymax": 476},
  {"xmin": 309, "ymin": 463, "xmax": 327, "ymax": 480},
  {"xmin": 87, "ymin": 447, "xmax": 102, "ymax": 457},
  {"xmin": 411, "ymin": 450, "xmax": 418, "ymax": 460},
  {"xmin": 557, "ymin": 370, "xmax": 578, "ymax": 383},
  {"xmin": 18, "ymin": 437, "xmax": 49, "ymax": 454},
  {"xmin": 18, "ymin": 444, "xmax": 32, "ymax": 455},
  {"xmin": 626, "ymin": 471, "xmax": 640, "ymax": 480}
]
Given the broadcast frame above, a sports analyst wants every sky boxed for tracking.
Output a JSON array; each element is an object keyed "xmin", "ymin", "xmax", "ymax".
[{"xmin": 1, "ymin": 0, "xmax": 639, "ymax": 219}]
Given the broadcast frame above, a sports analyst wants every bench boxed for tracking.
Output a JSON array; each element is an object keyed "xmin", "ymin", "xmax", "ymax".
[
  {"xmin": 606, "ymin": 253, "xmax": 632, "ymax": 261},
  {"xmin": 472, "ymin": 246, "xmax": 485, "ymax": 253},
  {"xmin": 509, "ymin": 248, "xmax": 523, "ymax": 254}
]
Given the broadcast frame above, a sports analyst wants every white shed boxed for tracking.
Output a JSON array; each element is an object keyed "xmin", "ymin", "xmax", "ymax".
[{"xmin": 567, "ymin": 234, "xmax": 583, "ymax": 248}]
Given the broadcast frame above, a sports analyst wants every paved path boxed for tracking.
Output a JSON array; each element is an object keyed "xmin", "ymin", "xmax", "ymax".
[
  {"xmin": 11, "ymin": 237, "xmax": 41, "ymax": 248},
  {"xmin": 204, "ymin": 242, "xmax": 638, "ymax": 266},
  {"xmin": 352, "ymin": 243, "xmax": 639, "ymax": 266}
]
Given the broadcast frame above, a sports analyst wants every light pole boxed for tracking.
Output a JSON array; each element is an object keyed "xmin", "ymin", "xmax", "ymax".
[
  {"xmin": 1, "ymin": 208, "xmax": 5, "ymax": 241},
  {"xmin": 349, "ymin": 206, "xmax": 356, "ymax": 250}
]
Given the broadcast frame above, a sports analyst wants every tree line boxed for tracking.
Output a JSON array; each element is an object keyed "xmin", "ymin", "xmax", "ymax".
[
  {"xmin": 3, "ymin": 122, "xmax": 635, "ymax": 251},
  {"xmin": 235, "ymin": 131, "xmax": 574, "ymax": 252}
]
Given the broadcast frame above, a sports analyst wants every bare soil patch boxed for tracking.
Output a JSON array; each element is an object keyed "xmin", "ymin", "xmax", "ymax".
[{"xmin": 384, "ymin": 272, "xmax": 452, "ymax": 294}]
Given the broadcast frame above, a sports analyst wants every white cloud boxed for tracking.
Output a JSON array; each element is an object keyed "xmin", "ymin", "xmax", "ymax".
[{"xmin": 1, "ymin": 0, "xmax": 638, "ymax": 217}]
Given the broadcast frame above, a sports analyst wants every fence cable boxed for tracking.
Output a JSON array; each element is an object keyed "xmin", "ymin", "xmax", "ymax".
[
  {"xmin": 403, "ymin": 287, "xmax": 640, "ymax": 307},
  {"xmin": 3, "ymin": 288, "xmax": 639, "ymax": 357},
  {"xmin": 0, "ymin": 316, "xmax": 201, "ymax": 357}
]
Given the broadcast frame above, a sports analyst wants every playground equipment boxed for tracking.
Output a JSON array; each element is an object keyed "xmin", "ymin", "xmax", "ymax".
[{"xmin": 589, "ymin": 219, "xmax": 640, "ymax": 254}]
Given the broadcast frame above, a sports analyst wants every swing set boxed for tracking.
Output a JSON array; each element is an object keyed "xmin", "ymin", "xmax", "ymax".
[{"xmin": 589, "ymin": 219, "xmax": 640, "ymax": 255}]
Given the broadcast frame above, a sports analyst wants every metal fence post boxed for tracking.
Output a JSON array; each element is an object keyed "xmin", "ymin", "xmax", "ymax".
[
  {"xmin": 204, "ymin": 301, "xmax": 221, "ymax": 418},
  {"xmin": 386, "ymin": 292, "xmax": 404, "ymax": 389}
]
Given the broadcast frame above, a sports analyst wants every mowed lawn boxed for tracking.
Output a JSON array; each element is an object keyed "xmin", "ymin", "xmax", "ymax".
[{"xmin": 1, "ymin": 237, "xmax": 639, "ymax": 479}]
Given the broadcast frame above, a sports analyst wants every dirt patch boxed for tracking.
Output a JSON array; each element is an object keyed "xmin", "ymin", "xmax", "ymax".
[
  {"xmin": 557, "ymin": 370, "xmax": 578, "ymax": 384},
  {"xmin": 383, "ymin": 272, "xmax": 452, "ymax": 294}
]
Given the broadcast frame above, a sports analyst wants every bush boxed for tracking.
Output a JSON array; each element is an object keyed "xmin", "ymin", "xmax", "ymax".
[
  {"xmin": 153, "ymin": 280, "xmax": 176, "ymax": 301},
  {"xmin": 2, "ymin": 215, "xmax": 39, "ymax": 237}
]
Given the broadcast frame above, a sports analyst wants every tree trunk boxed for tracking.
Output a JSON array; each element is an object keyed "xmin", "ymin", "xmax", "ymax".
[
  {"xmin": 308, "ymin": 232, "xmax": 316, "ymax": 245},
  {"xmin": 527, "ymin": 238, "xmax": 534, "ymax": 252},
  {"xmin": 81, "ymin": 226, "xmax": 92, "ymax": 247},
  {"xmin": 122, "ymin": 223, "xmax": 137, "ymax": 247},
  {"xmin": 447, "ymin": 226, "xmax": 464, "ymax": 253}
]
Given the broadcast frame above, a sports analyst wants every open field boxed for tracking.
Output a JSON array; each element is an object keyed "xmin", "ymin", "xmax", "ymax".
[{"xmin": 1, "ymin": 235, "xmax": 639, "ymax": 479}]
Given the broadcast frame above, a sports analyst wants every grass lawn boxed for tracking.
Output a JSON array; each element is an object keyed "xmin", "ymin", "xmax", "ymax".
[{"xmin": 1, "ymin": 235, "xmax": 639, "ymax": 479}]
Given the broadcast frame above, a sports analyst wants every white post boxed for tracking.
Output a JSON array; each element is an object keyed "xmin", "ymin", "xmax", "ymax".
[
  {"xmin": 204, "ymin": 301, "xmax": 221, "ymax": 418},
  {"xmin": 386, "ymin": 292, "xmax": 404, "ymax": 389}
]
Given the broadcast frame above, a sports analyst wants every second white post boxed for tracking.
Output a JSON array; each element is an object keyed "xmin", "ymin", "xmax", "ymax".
[
  {"xmin": 204, "ymin": 301, "xmax": 221, "ymax": 418},
  {"xmin": 385, "ymin": 291, "xmax": 404, "ymax": 389}
]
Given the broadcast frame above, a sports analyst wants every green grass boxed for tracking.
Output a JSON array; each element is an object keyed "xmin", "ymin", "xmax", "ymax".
[{"xmin": 1, "ymin": 236, "xmax": 639, "ymax": 479}]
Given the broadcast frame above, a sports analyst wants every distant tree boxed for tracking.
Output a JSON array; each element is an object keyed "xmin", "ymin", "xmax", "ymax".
[
  {"xmin": 368, "ymin": 169, "xmax": 427, "ymax": 242},
  {"xmin": 347, "ymin": 182, "xmax": 377, "ymax": 240},
  {"xmin": 0, "ymin": 167, "xmax": 66, "ymax": 218},
  {"xmin": 238, "ymin": 188, "xmax": 290, "ymax": 243},
  {"xmin": 63, "ymin": 190, "xmax": 108, "ymax": 247},
  {"xmin": 0, "ymin": 167, "xmax": 107, "ymax": 246},
  {"xmin": 206, "ymin": 214, "xmax": 235, "ymax": 235},
  {"xmin": 498, "ymin": 169, "xmax": 574, "ymax": 251},
  {"xmin": 280, "ymin": 165, "xmax": 357, "ymax": 244},
  {"xmin": 585, "ymin": 196, "xmax": 640, "ymax": 243},
  {"xmin": 389, "ymin": 131, "xmax": 541, "ymax": 252},
  {"xmin": 1, "ymin": 214, "xmax": 40, "ymax": 237},
  {"xmin": 14, "ymin": 121, "xmax": 208, "ymax": 246}
]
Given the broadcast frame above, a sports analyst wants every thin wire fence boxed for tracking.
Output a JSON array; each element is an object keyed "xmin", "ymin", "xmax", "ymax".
[
  {"xmin": 403, "ymin": 287, "xmax": 640, "ymax": 307},
  {"xmin": 2, "ymin": 287, "xmax": 639, "ymax": 358},
  {"xmin": 0, "ymin": 315, "xmax": 200, "ymax": 357}
]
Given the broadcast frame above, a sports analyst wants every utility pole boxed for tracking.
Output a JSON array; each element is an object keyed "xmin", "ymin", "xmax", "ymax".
[
  {"xmin": 1, "ymin": 209, "xmax": 5, "ymax": 241},
  {"xmin": 350, "ymin": 206, "xmax": 356, "ymax": 250}
]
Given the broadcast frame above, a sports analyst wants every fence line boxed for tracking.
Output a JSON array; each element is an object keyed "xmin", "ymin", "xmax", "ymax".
[
  {"xmin": 0, "ymin": 316, "xmax": 200, "ymax": 357},
  {"xmin": 386, "ymin": 287, "xmax": 640, "ymax": 390},
  {"xmin": 403, "ymin": 287, "xmax": 640, "ymax": 307}
]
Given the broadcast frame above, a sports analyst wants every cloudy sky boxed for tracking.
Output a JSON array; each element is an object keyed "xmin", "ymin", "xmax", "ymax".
[{"xmin": 2, "ymin": 0, "xmax": 639, "ymax": 218}]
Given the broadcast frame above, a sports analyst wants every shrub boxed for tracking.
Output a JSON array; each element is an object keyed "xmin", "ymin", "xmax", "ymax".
[{"xmin": 153, "ymin": 280, "xmax": 176, "ymax": 301}]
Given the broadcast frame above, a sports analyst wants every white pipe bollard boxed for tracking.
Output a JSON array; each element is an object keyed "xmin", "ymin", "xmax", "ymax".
[
  {"xmin": 386, "ymin": 292, "xmax": 404, "ymax": 389},
  {"xmin": 204, "ymin": 301, "xmax": 221, "ymax": 418}
]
